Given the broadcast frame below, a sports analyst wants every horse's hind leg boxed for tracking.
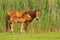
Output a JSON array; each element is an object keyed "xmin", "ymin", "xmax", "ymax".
[
  {"xmin": 9, "ymin": 21, "xmax": 14, "ymax": 32},
  {"xmin": 24, "ymin": 23, "xmax": 28, "ymax": 32}
]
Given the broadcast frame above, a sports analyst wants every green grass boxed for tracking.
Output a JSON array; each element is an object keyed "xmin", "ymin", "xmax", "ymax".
[{"xmin": 0, "ymin": 32, "xmax": 60, "ymax": 40}]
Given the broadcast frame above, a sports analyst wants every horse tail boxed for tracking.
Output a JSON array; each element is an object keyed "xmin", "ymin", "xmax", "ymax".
[{"xmin": 6, "ymin": 14, "xmax": 10, "ymax": 32}]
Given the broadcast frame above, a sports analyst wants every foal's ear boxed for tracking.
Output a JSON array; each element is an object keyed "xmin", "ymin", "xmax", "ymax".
[
  {"xmin": 35, "ymin": 9, "xmax": 40, "ymax": 12},
  {"xmin": 38, "ymin": 9, "xmax": 40, "ymax": 11}
]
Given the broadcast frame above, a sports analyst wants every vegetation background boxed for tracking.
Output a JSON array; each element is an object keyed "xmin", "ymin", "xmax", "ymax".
[{"xmin": 0, "ymin": 0, "xmax": 60, "ymax": 33}]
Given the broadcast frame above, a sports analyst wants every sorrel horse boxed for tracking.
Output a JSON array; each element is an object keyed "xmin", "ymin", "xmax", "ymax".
[{"xmin": 6, "ymin": 9, "xmax": 40, "ymax": 32}]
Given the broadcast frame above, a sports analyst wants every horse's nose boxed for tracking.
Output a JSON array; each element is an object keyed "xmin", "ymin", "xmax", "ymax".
[{"xmin": 36, "ymin": 18, "xmax": 38, "ymax": 20}]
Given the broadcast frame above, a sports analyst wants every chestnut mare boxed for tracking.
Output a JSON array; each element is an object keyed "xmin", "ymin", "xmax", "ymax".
[{"xmin": 6, "ymin": 9, "xmax": 40, "ymax": 32}]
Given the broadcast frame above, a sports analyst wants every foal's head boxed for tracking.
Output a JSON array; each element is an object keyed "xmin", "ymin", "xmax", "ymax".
[{"xmin": 34, "ymin": 9, "xmax": 40, "ymax": 20}]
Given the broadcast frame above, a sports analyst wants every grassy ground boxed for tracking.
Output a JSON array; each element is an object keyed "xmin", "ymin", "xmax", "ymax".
[{"xmin": 0, "ymin": 32, "xmax": 60, "ymax": 40}]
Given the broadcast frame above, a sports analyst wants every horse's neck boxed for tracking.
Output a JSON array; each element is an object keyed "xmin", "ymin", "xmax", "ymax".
[{"xmin": 29, "ymin": 11, "xmax": 36, "ymax": 19}]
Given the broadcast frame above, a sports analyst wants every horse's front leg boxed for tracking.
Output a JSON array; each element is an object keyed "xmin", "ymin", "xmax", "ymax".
[
  {"xmin": 24, "ymin": 23, "xmax": 28, "ymax": 32},
  {"xmin": 20, "ymin": 22, "xmax": 25, "ymax": 33},
  {"xmin": 9, "ymin": 21, "xmax": 14, "ymax": 32}
]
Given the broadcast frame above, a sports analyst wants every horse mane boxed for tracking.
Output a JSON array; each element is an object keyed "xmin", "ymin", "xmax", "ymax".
[{"xmin": 23, "ymin": 10, "xmax": 36, "ymax": 19}]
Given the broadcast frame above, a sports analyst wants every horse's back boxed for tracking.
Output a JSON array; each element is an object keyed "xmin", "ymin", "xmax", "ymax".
[
  {"xmin": 7, "ymin": 10, "xmax": 24, "ymax": 17},
  {"xmin": 7, "ymin": 10, "xmax": 16, "ymax": 16},
  {"xmin": 16, "ymin": 11, "xmax": 24, "ymax": 17}
]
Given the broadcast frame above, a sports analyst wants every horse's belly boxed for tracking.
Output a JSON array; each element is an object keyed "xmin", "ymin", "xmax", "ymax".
[{"xmin": 17, "ymin": 18, "xmax": 26, "ymax": 22}]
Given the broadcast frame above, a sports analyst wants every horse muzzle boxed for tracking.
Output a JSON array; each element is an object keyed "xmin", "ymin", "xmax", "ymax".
[{"xmin": 36, "ymin": 18, "xmax": 39, "ymax": 20}]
